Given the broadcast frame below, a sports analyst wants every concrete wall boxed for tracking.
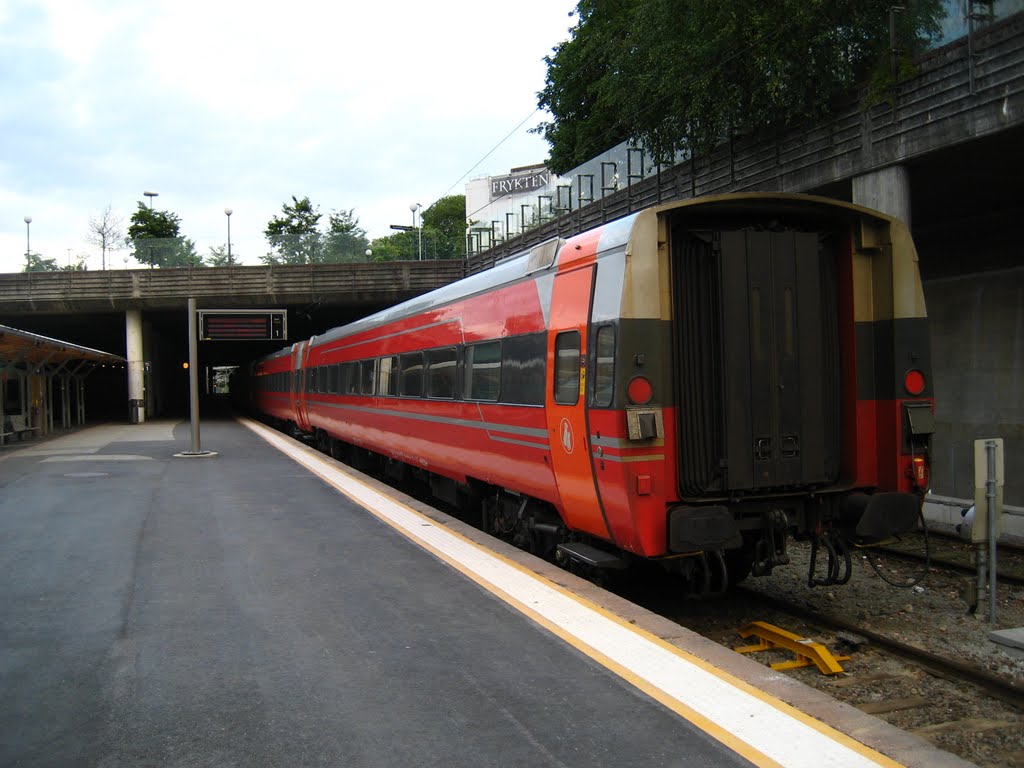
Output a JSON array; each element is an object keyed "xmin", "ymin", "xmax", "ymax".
[{"xmin": 924, "ymin": 267, "xmax": 1023, "ymax": 508}]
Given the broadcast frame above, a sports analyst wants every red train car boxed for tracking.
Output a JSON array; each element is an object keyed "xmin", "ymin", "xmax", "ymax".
[{"xmin": 251, "ymin": 193, "xmax": 934, "ymax": 594}]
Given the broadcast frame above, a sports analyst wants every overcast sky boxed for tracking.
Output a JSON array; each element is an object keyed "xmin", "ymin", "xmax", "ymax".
[{"xmin": 0, "ymin": 0, "xmax": 578, "ymax": 272}]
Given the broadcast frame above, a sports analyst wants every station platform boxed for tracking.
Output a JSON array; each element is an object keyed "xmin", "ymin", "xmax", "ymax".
[{"xmin": 0, "ymin": 417, "xmax": 974, "ymax": 768}]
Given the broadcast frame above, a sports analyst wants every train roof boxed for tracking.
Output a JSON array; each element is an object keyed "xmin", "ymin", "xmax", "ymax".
[
  {"xmin": 305, "ymin": 238, "xmax": 566, "ymax": 351},
  {"xmin": 253, "ymin": 193, "xmax": 908, "ymax": 364}
]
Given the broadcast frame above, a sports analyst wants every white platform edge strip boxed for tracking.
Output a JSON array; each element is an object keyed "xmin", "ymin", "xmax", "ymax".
[{"xmin": 242, "ymin": 418, "xmax": 899, "ymax": 768}]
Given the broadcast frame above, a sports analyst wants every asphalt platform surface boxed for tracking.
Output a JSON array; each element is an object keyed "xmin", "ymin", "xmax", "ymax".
[{"xmin": 0, "ymin": 418, "xmax": 753, "ymax": 767}]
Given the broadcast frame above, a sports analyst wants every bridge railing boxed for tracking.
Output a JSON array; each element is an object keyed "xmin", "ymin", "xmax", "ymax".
[{"xmin": 0, "ymin": 261, "xmax": 467, "ymax": 313}]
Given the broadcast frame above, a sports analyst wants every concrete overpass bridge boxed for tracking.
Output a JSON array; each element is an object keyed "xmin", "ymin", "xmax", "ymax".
[{"xmin": 0, "ymin": 260, "xmax": 463, "ymax": 424}]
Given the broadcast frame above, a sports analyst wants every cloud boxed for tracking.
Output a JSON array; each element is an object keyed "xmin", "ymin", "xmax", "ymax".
[{"xmin": 0, "ymin": 0, "xmax": 577, "ymax": 272}]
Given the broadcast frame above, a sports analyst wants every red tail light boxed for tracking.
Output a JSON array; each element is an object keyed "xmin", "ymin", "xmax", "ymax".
[
  {"xmin": 627, "ymin": 376, "xmax": 653, "ymax": 405},
  {"xmin": 904, "ymin": 369, "xmax": 926, "ymax": 396}
]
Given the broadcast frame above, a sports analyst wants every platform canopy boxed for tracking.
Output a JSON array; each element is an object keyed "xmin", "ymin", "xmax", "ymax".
[{"xmin": 0, "ymin": 323, "xmax": 124, "ymax": 368}]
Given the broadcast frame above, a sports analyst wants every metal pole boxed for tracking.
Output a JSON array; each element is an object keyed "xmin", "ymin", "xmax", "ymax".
[
  {"xmin": 187, "ymin": 297, "xmax": 201, "ymax": 453},
  {"xmin": 987, "ymin": 439, "xmax": 998, "ymax": 624},
  {"xmin": 225, "ymin": 208, "xmax": 233, "ymax": 267},
  {"xmin": 976, "ymin": 543, "xmax": 986, "ymax": 614},
  {"xmin": 24, "ymin": 216, "xmax": 31, "ymax": 271},
  {"xmin": 411, "ymin": 207, "xmax": 417, "ymax": 260}
]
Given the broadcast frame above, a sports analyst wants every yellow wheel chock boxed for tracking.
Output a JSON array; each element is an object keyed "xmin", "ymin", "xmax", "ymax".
[{"xmin": 734, "ymin": 621, "xmax": 850, "ymax": 675}]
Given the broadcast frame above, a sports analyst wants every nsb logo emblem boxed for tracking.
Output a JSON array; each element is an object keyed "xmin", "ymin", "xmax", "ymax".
[{"xmin": 559, "ymin": 418, "xmax": 574, "ymax": 454}]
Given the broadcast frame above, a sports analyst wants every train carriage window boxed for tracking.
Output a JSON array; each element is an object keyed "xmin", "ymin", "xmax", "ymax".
[
  {"xmin": 341, "ymin": 362, "xmax": 358, "ymax": 395},
  {"xmin": 359, "ymin": 360, "xmax": 375, "ymax": 395},
  {"xmin": 465, "ymin": 341, "xmax": 500, "ymax": 401},
  {"xmin": 500, "ymin": 333, "xmax": 545, "ymax": 405},
  {"xmin": 554, "ymin": 331, "xmax": 581, "ymax": 405},
  {"xmin": 329, "ymin": 364, "xmax": 340, "ymax": 394},
  {"xmin": 427, "ymin": 347, "xmax": 458, "ymax": 399},
  {"xmin": 378, "ymin": 356, "xmax": 399, "ymax": 396},
  {"xmin": 400, "ymin": 352, "xmax": 424, "ymax": 397},
  {"xmin": 592, "ymin": 325, "xmax": 615, "ymax": 407}
]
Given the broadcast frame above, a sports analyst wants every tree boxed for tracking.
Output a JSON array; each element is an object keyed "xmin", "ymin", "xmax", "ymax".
[
  {"xmin": 416, "ymin": 195, "xmax": 467, "ymax": 260},
  {"xmin": 178, "ymin": 238, "xmax": 204, "ymax": 267},
  {"xmin": 421, "ymin": 195, "xmax": 466, "ymax": 238},
  {"xmin": 263, "ymin": 196, "xmax": 322, "ymax": 265},
  {"xmin": 322, "ymin": 209, "xmax": 369, "ymax": 262},
  {"xmin": 367, "ymin": 232, "xmax": 415, "ymax": 261},
  {"xmin": 263, "ymin": 198, "xmax": 375, "ymax": 264},
  {"xmin": 126, "ymin": 202, "xmax": 202, "ymax": 267},
  {"xmin": 86, "ymin": 204, "xmax": 124, "ymax": 270},
  {"xmin": 206, "ymin": 245, "xmax": 232, "ymax": 267},
  {"xmin": 21, "ymin": 251, "xmax": 87, "ymax": 272},
  {"xmin": 535, "ymin": 0, "xmax": 945, "ymax": 173},
  {"xmin": 23, "ymin": 252, "xmax": 60, "ymax": 272}
]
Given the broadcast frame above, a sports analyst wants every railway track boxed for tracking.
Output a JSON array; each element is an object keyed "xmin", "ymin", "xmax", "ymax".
[
  {"xmin": 643, "ymin": 542, "xmax": 1024, "ymax": 767},
  {"xmin": 865, "ymin": 529, "xmax": 1024, "ymax": 587},
  {"xmin": 735, "ymin": 590, "xmax": 1024, "ymax": 711}
]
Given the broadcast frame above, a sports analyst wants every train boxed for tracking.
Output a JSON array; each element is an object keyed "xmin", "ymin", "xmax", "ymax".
[{"xmin": 250, "ymin": 193, "xmax": 935, "ymax": 596}]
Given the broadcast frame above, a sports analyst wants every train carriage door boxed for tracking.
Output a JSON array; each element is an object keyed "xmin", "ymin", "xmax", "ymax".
[
  {"xmin": 719, "ymin": 229, "xmax": 836, "ymax": 490},
  {"xmin": 676, "ymin": 223, "xmax": 838, "ymax": 495},
  {"xmin": 547, "ymin": 264, "xmax": 611, "ymax": 540}
]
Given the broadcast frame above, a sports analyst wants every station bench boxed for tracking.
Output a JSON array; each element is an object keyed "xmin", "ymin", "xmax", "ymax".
[{"xmin": 0, "ymin": 415, "xmax": 39, "ymax": 442}]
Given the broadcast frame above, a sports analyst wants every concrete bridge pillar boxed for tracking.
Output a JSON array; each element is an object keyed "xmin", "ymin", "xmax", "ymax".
[
  {"xmin": 852, "ymin": 165, "xmax": 912, "ymax": 229},
  {"xmin": 126, "ymin": 310, "xmax": 145, "ymax": 424}
]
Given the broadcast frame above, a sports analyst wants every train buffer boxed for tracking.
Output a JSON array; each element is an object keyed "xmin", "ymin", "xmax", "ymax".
[{"xmin": 734, "ymin": 621, "xmax": 850, "ymax": 675}]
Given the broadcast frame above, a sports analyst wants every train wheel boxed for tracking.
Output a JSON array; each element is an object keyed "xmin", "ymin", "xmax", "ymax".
[{"xmin": 724, "ymin": 549, "xmax": 753, "ymax": 587}]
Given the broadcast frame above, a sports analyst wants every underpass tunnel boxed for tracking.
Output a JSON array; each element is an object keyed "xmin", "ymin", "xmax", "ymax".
[{"xmin": 4, "ymin": 302, "xmax": 384, "ymax": 424}]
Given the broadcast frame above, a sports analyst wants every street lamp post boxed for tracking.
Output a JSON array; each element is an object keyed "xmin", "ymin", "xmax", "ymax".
[
  {"xmin": 224, "ymin": 208, "xmax": 233, "ymax": 267},
  {"xmin": 23, "ymin": 216, "xmax": 32, "ymax": 271},
  {"xmin": 409, "ymin": 202, "xmax": 423, "ymax": 260},
  {"xmin": 143, "ymin": 191, "xmax": 158, "ymax": 268},
  {"xmin": 365, "ymin": 248, "xmax": 372, "ymax": 261}
]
